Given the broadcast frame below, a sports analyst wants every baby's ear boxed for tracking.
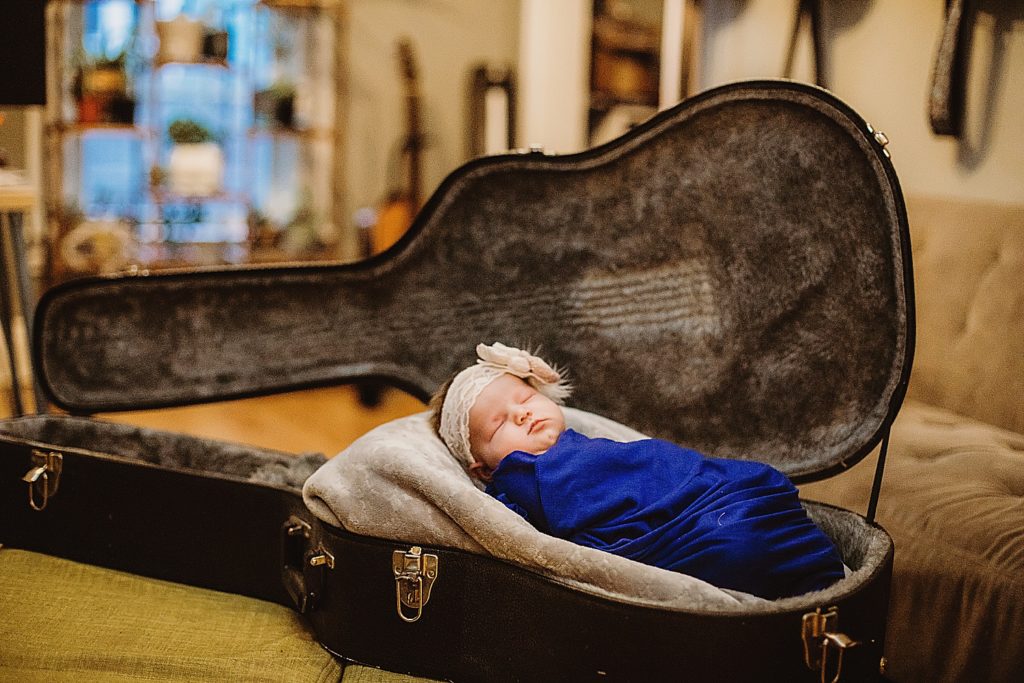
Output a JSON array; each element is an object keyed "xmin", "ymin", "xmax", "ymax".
[{"xmin": 468, "ymin": 461, "xmax": 494, "ymax": 484}]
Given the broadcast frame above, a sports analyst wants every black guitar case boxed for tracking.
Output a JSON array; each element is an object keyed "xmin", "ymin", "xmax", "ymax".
[{"xmin": 0, "ymin": 80, "xmax": 912, "ymax": 682}]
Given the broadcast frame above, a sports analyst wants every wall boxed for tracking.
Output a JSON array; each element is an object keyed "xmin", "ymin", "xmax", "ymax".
[
  {"xmin": 342, "ymin": 0, "xmax": 520, "ymax": 256},
  {"xmin": 701, "ymin": 0, "xmax": 1024, "ymax": 204},
  {"xmin": 0, "ymin": 109, "xmax": 29, "ymax": 169},
  {"xmin": 518, "ymin": 0, "xmax": 592, "ymax": 153}
]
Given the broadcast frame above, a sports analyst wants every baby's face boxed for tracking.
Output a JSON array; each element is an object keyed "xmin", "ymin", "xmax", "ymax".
[{"xmin": 468, "ymin": 373, "xmax": 566, "ymax": 474}]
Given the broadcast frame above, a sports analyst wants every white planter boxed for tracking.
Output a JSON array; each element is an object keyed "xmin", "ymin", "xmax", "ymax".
[
  {"xmin": 168, "ymin": 143, "xmax": 224, "ymax": 197},
  {"xmin": 156, "ymin": 16, "xmax": 204, "ymax": 64}
]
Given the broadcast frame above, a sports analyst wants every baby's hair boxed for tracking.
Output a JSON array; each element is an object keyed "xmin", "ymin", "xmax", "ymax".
[{"xmin": 428, "ymin": 373, "xmax": 456, "ymax": 440}]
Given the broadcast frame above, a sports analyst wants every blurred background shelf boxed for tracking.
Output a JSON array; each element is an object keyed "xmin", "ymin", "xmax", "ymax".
[{"xmin": 44, "ymin": 0, "xmax": 344, "ymax": 286}]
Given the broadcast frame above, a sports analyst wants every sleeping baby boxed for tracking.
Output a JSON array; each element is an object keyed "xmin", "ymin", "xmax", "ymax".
[{"xmin": 430, "ymin": 342, "xmax": 845, "ymax": 600}]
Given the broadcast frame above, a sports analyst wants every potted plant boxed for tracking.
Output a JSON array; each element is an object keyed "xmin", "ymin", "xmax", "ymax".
[{"xmin": 166, "ymin": 119, "xmax": 224, "ymax": 197}]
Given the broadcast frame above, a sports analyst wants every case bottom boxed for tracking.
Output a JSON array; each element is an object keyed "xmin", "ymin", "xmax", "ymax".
[{"xmin": 1, "ymin": 415, "xmax": 891, "ymax": 682}]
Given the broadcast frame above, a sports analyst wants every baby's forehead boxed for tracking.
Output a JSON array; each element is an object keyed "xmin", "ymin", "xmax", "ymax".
[{"xmin": 471, "ymin": 374, "xmax": 530, "ymax": 412}]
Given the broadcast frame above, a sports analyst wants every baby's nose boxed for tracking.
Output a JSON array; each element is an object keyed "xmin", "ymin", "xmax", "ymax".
[{"xmin": 514, "ymin": 407, "xmax": 532, "ymax": 425}]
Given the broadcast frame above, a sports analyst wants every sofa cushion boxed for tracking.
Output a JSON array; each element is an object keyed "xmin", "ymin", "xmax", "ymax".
[
  {"xmin": 800, "ymin": 400, "xmax": 1024, "ymax": 683},
  {"xmin": 341, "ymin": 666, "xmax": 441, "ymax": 683},
  {"xmin": 0, "ymin": 548, "xmax": 343, "ymax": 682},
  {"xmin": 905, "ymin": 196, "xmax": 1024, "ymax": 435}
]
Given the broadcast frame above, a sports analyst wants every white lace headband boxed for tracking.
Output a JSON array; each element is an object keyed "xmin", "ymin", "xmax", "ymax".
[{"xmin": 439, "ymin": 343, "xmax": 571, "ymax": 468}]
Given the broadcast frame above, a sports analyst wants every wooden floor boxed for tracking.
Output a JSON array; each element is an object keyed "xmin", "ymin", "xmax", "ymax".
[{"xmin": 1, "ymin": 383, "xmax": 426, "ymax": 458}]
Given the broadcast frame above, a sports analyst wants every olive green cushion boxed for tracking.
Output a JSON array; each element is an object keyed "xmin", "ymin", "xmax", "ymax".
[
  {"xmin": 0, "ymin": 548, "xmax": 343, "ymax": 682},
  {"xmin": 341, "ymin": 666, "xmax": 442, "ymax": 683}
]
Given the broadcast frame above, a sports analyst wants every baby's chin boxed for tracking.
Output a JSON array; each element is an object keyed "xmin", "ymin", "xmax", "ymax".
[{"xmin": 529, "ymin": 426, "xmax": 564, "ymax": 454}]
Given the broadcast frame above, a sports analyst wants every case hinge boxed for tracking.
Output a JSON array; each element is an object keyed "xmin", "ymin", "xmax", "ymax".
[
  {"xmin": 392, "ymin": 545, "xmax": 439, "ymax": 623},
  {"xmin": 22, "ymin": 449, "xmax": 63, "ymax": 511},
  {"xmin": 512, "ymin": 143, "xmax": 557, "ymax": 156},
  {"xmin": 865, "ymin": 122, "xmax": 891, "ymax": 159},
  {"xmin": 802, "ymin": 607, "xmax": 862, "ymax": 683}
]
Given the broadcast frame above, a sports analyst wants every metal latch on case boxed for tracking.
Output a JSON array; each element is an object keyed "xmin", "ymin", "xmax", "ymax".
[
  {"xmin": 866, "ymin": 123, "xmax": 891, "ymax": 159},
  {"xmin": 392, "ymin": 545, "xmax": 439, "ymax": 623},
  {"xmin": 22, "ymin": 449, "xmax": 63, "ymax": 511},
  {"xmin": 802, "ymin": 606, "xmax": 864, "ymax": 683},
  {"xmin": 280, "ymin": 516, "xmax": 333, "ymax": 614}
]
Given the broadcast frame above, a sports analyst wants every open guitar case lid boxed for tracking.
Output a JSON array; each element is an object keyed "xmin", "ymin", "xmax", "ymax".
[
  {"xmin": 34, "ymin": 79, "xmax": 913, "ymax": 485},
  {"xmin": 12, "ymin": 80, "xmax": 913, "ymax": 681}
]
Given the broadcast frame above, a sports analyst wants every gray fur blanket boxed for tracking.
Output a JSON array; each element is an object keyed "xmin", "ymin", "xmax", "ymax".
[{"xmin": 303, "ymin": 409, "xmax": 877, "ymax": 613}]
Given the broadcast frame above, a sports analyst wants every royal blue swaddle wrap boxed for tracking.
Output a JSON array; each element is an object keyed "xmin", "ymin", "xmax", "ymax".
[{"xmin": 486, "ymin": 429, "xmax": 845, "ymax": 599}]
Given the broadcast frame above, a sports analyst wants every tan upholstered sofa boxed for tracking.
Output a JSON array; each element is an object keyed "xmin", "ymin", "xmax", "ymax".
[{"xmin": 801, "ymin": 195, "xmax": 1024, "ymax": 683}]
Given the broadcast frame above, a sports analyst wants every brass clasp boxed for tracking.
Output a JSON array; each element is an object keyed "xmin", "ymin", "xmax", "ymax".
[
  {"xmin": 392, "ymin": 545, "xmax": 439, "ymax": 623},
  {"xmin": 802, "ymin": 607, "xmax": 861, "ymax": 683},
  {"xmin": 309, "ymin": 551, "xmax": 334, "ymax": 569},
  {"xmin": 22, "ymin": 449, "xmax": 63, "ymax": 511}
]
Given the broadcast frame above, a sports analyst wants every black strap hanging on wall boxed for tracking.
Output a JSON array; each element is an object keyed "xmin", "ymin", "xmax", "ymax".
[
  {"xmin": 929, "ymin": 0, "xmax": 978, "ymax": 137},
  {"xmin": 783, "ymin": 0, "xmax": 828, "ymax": 89}
]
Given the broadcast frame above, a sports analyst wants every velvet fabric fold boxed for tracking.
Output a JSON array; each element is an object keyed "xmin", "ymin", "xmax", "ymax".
[{"xmin": 488, "ymin": 429, "xmax": 845, "ymax": 599}]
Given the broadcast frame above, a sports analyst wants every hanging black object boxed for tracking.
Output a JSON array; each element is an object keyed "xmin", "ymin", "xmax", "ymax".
[
  {"xmin": 929, "ymin": 0, "xmax": 977, "ymax": 137},
  {"xmin": 0, "ymin": 0, "xmax": 47, "ymax": 105},
  {"xmin": 783, "ymin": 0, "xmax": 828, "ymax": 89}
]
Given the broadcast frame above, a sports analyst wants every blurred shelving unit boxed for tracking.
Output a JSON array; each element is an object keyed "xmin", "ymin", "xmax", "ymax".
[{"xmin": 43, "ymin": 0, "xmax": 345, "ymax": 286}]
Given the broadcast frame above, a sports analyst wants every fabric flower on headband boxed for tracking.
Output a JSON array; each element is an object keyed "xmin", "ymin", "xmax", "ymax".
[
  {"xmin": 475, "ymin": 342, "xmax": 566, "ymax": 394},
  {"xmin": 439, "ymin": 343, "xmax": 571, "ymax": 468}
]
